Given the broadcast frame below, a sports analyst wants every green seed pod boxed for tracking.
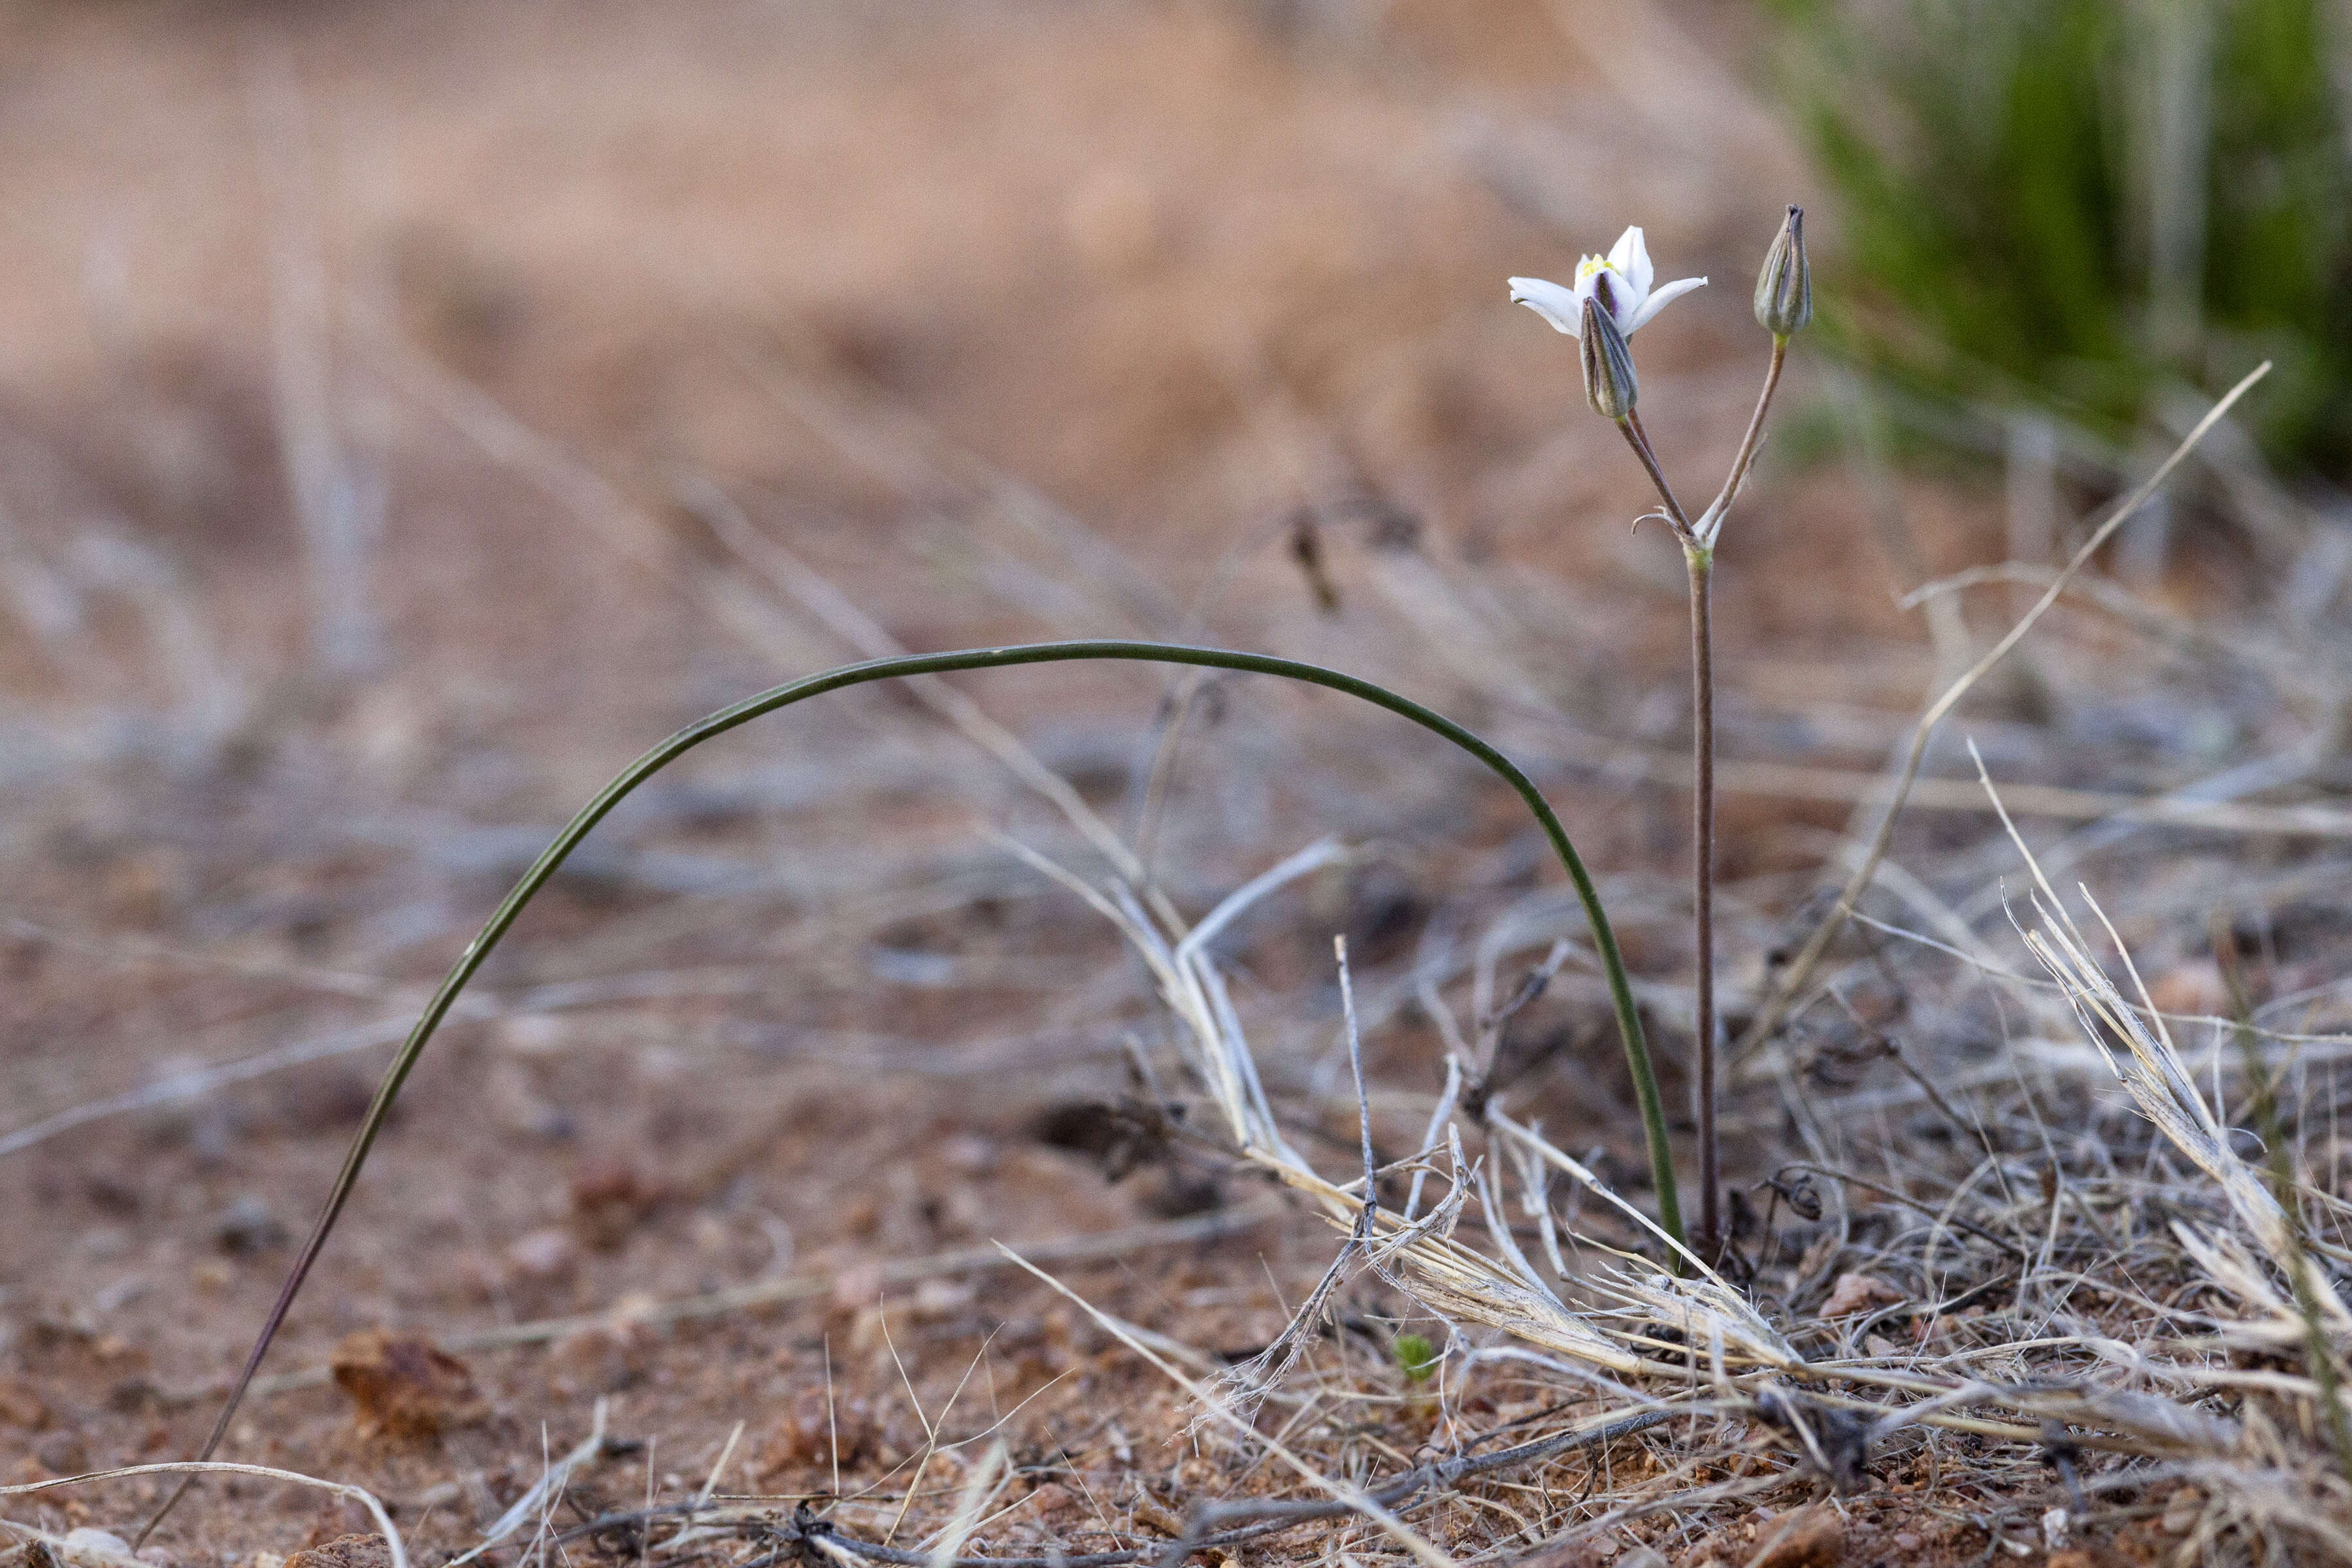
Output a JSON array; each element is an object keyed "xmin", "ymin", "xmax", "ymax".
[
  {"xmin": 1754, "ymin": 204, "xmax": 1812, "ymax": 338},
  {"xmin": 1580, "ymin": 294, "xmax": 1639, "ymax": 420}
]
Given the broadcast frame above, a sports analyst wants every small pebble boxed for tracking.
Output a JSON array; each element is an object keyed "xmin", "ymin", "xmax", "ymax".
[
  {"xmin": 831, "ymin": 1261, "xmax": 885, "ymax": 1314},
  {"xmin": 64, "ymin": 1529, "xmax": 132, "ymax": 1559},
  {"xmin": 914, "ymin": 1277, "xmax": 975, "ymax": 1317},
  {"xmin": 0, "ymin": 1375, "xmax": 52, "ymax": 1429},
  {"xmin": 39, "ymin": 1431, "xmax": 90, "ymax": 1473},
  {"xmin": 1754, "ymin": 1509, "xmax": 1842, "ymax": 1568},
  {"xmin": 285, "ymin": 1535, "xmax": 391, "ymax": 1568},
  {"xmin": 1891, "ymin": 1532, "xmax": 1921, "ymax": 1552},
  {"xmin": 506, "ymin": 1227, "xmax": 576, "ymax": 1280},
  {"xmin": 2042, "ymin": 1507, "xmax": 2071, "ymax": 1550},
  {"xmin": 330, "ymin": 1330, "xmax": 487, "ymax": 1439},
  {"xmin": 943, "ymin": 1134, "xmax": 1000, "ymax": 1175},
  {"xmin": 213, "ymin": 1195, "xmax": 286, "ymax": 1254},
  {"xmin": 1821, "ymin": 1271, "xmax": 1903, "ymax": 1316}
]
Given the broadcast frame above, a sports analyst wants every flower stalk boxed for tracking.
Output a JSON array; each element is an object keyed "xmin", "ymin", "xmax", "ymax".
[
  {"xmin": 1514, "ymin": 209, "xmax": 1808, "ymax": 1261},
  {"xmin": 1685, "ymin": 543, "xmax": 1718, "ymax": 1254}
]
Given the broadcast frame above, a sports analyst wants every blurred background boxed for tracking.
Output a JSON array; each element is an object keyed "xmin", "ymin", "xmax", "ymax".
[{"xmin": 3, "ymin": 0, "xmax": 2349, "ymax": 1548}]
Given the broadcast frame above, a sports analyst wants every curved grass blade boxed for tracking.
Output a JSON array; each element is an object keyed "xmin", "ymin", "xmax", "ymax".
[{"xmin": 146, "ymin": 639, "xmax": 1676, "ymax": 1539}]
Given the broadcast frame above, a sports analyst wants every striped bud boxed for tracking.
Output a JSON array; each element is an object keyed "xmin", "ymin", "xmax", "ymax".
[
  {"xmin": 1579, "ymin": 293, "xmax": 1639, "ymax": 420},
  {"xmin": 1754, "ymin": 204, "xmax": 1812, "ymax": 338}
]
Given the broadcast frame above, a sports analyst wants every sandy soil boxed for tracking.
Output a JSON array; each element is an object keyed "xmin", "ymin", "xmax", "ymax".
[{"xmin": 1, "ymin": 5, "xmax": 2327, "ymax": 1567}]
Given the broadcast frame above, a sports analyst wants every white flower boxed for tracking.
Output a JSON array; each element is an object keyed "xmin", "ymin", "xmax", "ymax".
[{"xmin": 1509, "ymin": 226, "xmax": 1707, "ymax": 339}]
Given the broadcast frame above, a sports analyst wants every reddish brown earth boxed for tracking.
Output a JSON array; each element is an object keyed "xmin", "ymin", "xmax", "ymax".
[{"xmin": 0, "ymin": 5, "xmax": 2295, "ymax": 1567}]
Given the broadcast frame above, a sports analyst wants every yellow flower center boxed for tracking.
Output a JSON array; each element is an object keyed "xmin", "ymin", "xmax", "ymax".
[{"xmin": 1576, "ymin": 255, "xmax": 1616, "ymax": 284}]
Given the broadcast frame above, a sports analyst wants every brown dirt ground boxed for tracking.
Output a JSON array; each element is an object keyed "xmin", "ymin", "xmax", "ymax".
[{"xmin": 0, "ymin": 4, "xmax": 2328, "ymax": 1567}]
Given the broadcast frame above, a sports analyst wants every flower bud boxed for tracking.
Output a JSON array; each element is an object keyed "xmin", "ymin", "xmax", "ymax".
[
  {"xmin": 1579, "ymin": 294, "xmax": 1639, "ymax": 420},
  {"xmin": 1753, "ymin": 204, "xmax": 1812, "ymax": 338}
]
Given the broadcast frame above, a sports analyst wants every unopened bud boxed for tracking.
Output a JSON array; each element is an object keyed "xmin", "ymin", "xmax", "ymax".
[
  {"xmin": 1754, "ymin": 204, "xmax": 1812, "ymax": 338},
  {"xmin": 1579, "ymin": 294, "xmax": 1639, "ymax": 420}
]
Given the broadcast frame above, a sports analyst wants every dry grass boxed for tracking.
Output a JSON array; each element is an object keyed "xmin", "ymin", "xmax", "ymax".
[{"xmin": 5, "ymin": 5, "xmax": 2352, "ymax": 1568}]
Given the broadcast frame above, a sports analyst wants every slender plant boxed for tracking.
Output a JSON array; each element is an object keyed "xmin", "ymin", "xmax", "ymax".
[
  {"xmin": 146, "ymin": 638, "xmax": 1678, "ymax": 1540},
  {"xmin": 1511, "ymin": 208, "xmax": 1812, "ymax": 1256}
]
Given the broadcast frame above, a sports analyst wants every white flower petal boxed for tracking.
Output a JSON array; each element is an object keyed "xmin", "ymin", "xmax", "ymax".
[
  {"xmin": 1508, "ymin": 276, "xmax": 1584, "ymax": 336},
  {"xmin": 1609, "ymin": 227, "xmax": 1654, "ymax": 301},
  {"xmin": 1624, "ymin": 274, "xmax": 1708, "ymax": 334}
]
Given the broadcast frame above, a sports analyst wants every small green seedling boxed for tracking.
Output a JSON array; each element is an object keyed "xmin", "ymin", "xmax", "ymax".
[{"xmin": 1394, "ymin": 1333, "xmax": 1439, "ymax": 1384}]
